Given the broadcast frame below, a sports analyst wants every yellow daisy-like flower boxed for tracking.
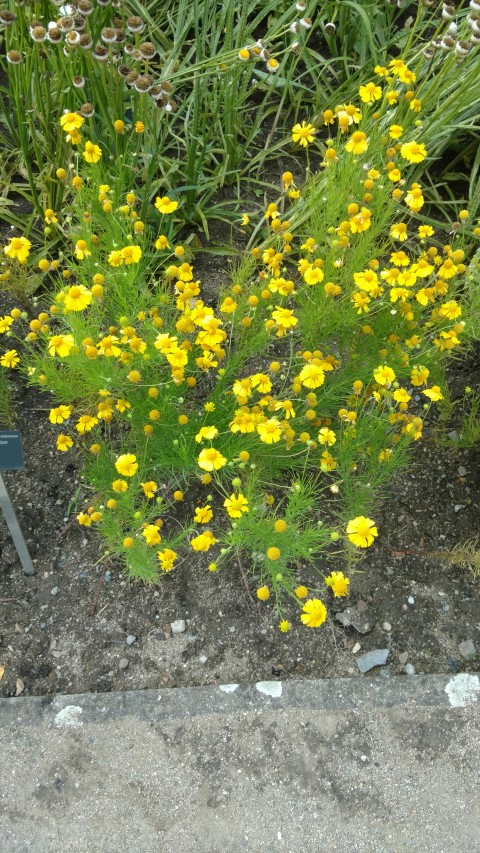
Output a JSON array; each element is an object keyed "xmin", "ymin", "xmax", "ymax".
[
  {"xmin": 83, "ymin": 141, "xmax": 102, "ymax": 163},
  {"xmin": 64, "ymin": 284, "xmax": 92, "ymax": 312},
  {"xmin": 142, "ymin": 524, "xmax": 162, "ymax": 546},
  {"xmin": 197, "ymin": 447, "xmax": 227, "ymax": 471},
  {"xmin": 358, "ymin": 81, "xmax": 382, "ymax": 103},
  {"xmin": 115, "ymin": 453, "xmax": 138, "ymax": 477},
  {"xmin": 195, "ymin": 425, "xmax": 219, "ymax": 443},
  {"xmin": 120, "ymin": 245, "xmax": 142, "ymax": 264},
  {"xmin": 191, "ymin": 530, "xmax": 217, "ymax": 552},
  {"xmin": 224, "ymin": 493, "xmax": 249, "ymax": 518},
  {"xmin": 279, "ymin": 620, "xmax": 291, "ymax": 632},
  {"xmin": 400, "ymin": 140, "xmax": 427, "ymax": 164},
  {"xmin": 291, "ymin": 121, "xmax": 316, "ymax": 147},
  {"xmin": 49, "ymin": 405, "xmax": 73, "ymax": 424},
  {"xmin": 75, "ymin": 414, "xmax": 98, "ymax": 433},
  {"xmin": 257, "ymin": 586, "xmax": 270, "ymax": 601},
  {"xmin": 422, "ymin": 385, "xmax": 443, "ymax": 402},
  {"xmin": 4, "ymin": 236, "xmax": 31, "ymax": 264},
  {"xmin": 346, "ymin": 516, "xmax": 378, "ymax": 548},
  {"xmin": 56, "ymin": 434, "xmax": 74, "ymax": 452},
  {"xmin": 345, "ymin": 131, "xmax": 368, "ymax": 155},
  {"xmin": 140, "ymin": 481, "xmax": 157, "ymax": 499},
  {"xmin": 47, "ymin": 334, "xmax": 75, "ymax": 358},
  {"xmin": 157, "ymin": 548, "xmax": 177, "ymax": 572},
  {"xmin": 155, "ymin": 196, "xmax": 179, "ymax": 214},
  {"xmin": 325, "ymin": 571, "xmax": 350, "ymax": 597},
  {"xmin": 300, "ymin": 599, "xmax": 327, "ymax": 628},
  {"xmin": 194, "ymin": 505, "xmax": 213, "ymax": 524},
  {"xmin": 60, "ymin": 111, "xmax": 84, "ymax": 134},
  {"xmin": 257, "ymin": 418, "xmax": 282, "ymax": 444},
  {"xmin": 374, "ymin": 364, "xmax": 396, "ymax": 386}
]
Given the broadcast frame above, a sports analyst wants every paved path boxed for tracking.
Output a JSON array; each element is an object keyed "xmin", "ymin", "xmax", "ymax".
[{"xmin": 1, "ymin": 674, "xmax": 479, "ymax": 853}]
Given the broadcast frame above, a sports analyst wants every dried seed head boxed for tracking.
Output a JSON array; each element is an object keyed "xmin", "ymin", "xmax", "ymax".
[
  {"xmin": 0, "ymin": 10, "xmax": 16, "ymax": 24},
  {"xmin": 65, "ymin": 30, "xmax": 80, "ymax": 45},
  {"xmin": 160, "ymin": 80, "xmax": 173, "ymax": 93},
  {"xmin": 324, "ymin": 21, "xmax": 336, "ymax": 35},
  {"xmin": 151, "ymin": 91, "xmax": 167, "ymax": 104},
  {"xmin": 295, "ymin": 1, "xmax": 306, "ymax": 10},
  {"xmin": 134, "ymin": 73, "xmax": 154, "ymax": 92},
  {"xmin": 126, "ymin": 15, "xmax": 144, "ymax": 34},
  {"xmin": 79, "ymin": 33, "xmax": 93, "ymax": 49},
  {"xmin": 57, "ymin": 16, "xmax": 75, "ymax": 32},
  {"xmin": 442, "ymin": 4, "xmax": 456, "ymax": 20},
  {"xmin": 139, "ymin": 40, "xmax": 156, "ymax": 59},
  {"xmin": 471, "ymin": 30, "xmax": 480, "ymax": 42},
  {"xmin": 6, "ymin": 49, "xmax": 21, "ymax": 64},
  {"xmin": 77, "ymin": 0, "xmax": 94, "ymax": 15},
  {"xmin": 73, "ymin": 15, "xmax": 86, "ymax": 31},
  {"xmin": 97, "ymin": 0, "xmax": 110, "ymax": 6},
  {"xmin": 125, "ymin": 70, "xmax": 139, "ymax": 85},
  {"xmin": 48, "ymin": 27, "xmax": 63, "ymax": 43},
  {"xmin": 117, "ymin": 63, "xmax": 132, "ymax": 78},
  {"xmin": 92, "ymin": 44, "xmax": 109, "ymax": 61},
  {"xmin": 289, "ymin": 21, "xmax": 300, "ymax": 33},
  {"xmin": 440, "ymin": 35, "xmax": 456, "ymax": 48},
  {"xmin": 72, "ymin": 75, "xmax": 85, "ymax": 87},
  {"xmin": 299, "ymin": 16, "xmax": 312, "ymax": 28},
  {"xmin": 101, "ymin": 27, "xmax": 117, "ymax": 43},
  {"xmin": 31, "ymin": 25, "xmax": 47, "ymax": 41},
  {"xmin": 115, "ymin": 28, "xmax": 126, "ymax": 44},
  {"xmin": 471, "ymin": 0, "xmax": 480, "ymax": 12},
  {"xmin": 124, "ymin": 42, "xmax": 135, "ymax": 55},
  {"xmin": 80, "ymin": 102, "xmax": 94, "ymax": 116},
  {"xmin": 455, "ymin": 38, "xmax": 470, "ymax": 55}
]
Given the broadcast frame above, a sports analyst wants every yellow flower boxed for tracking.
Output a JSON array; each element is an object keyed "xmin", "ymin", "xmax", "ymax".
[
  {"xmin": 197, "ymin": 447, "xmax": 227, "ymax": 471},
  {"xmin": 256, "ymin": 586, "xmax": 270, "ymax": 601},
  {"xmin": 56, "ymin": 434, "xmax": 74, "ymax": 452},
  {"xmin": 112, "ymin": 479, "xmax": 128, "ymax": 493},
  {"xmin": 113, "ymin": 119, "xmax": 125, "ymax": 134},
  {"xmin": 191, "ymin": 530, "xmax": 217, "ymax": 551},
  {"xmin": 279, "ymin": 620, "xmax": 291, "ymax": 632},
  {"xmin": 4, "ymin": 236, "xmax": 31, "ymax": 264},
  {"xmin": 155, "ymin": 235, "xmax": 171, "ymax": 250},
  {"xmin": 359, "ymin": 81, "xmax": 382, "ymax": 103},
  {"xmin": 298, "ymin": 363, "xmax": 325, "ymax": 389},
  {"xmin": 64, "ymin": 285, "xmax": 92, "ymax": 312},
  {"xmin": 155, "ymin": 196, "xmax": 179, "ymax": 214},
  {"xmin": 108, "ymin": 250, "xmax": 124, "ymax": 267},
  {"xmin": 400, "ymin": 140, "xmax": 427, "ymax": 163},
  {"xmin": 388, "ymin": 124, "xmax": 403, "ymax": 139},
  {"xmin": 410, "ymin": 365, "xmax": 430, "ymax": 386},
  {"xmin": 224, "ymin": 493, "xmax": 249, "ymax": 518},
  {"xmin": 44, "ymin": 208, "xmax": 58, "ymax": 224},
  {"xmin": 75, "ymin": 415, "xmax": 98, "ymax": 434},
  {"xmin": 257, "ymin": 418, "xmax": 282, "ymax": 444},
  {"xmin": 390, "ymin": 222, "xmax": 407, "ymax": 241},
  {"xmin": 317, "ymin": 427, "xmax": 336, "ymax": 446},
  {"xmin": 422, "ymin": 385, "xmax": 443, "ymax": 402},
  {"xmin": 157, "ymin": 548, "xmax": 177, "ymax": 572},
  {"xmin": 345, "ymin": 131, "xmax": 368, "ymax": 155},
  {"xmin": 49, "ymin": 405, "xmax": 73, "ymax": 424},
  {"xmin": 374, "ymin": 364, "xmax": 396, "ymax": 386},
  {"xmin": 347, "ymin": 516, "xmax": 378, "ymax": 548},
  {"xmin": 60, "ymin": 111, "xmax": 84, "ymax": 133},
  {"xmin": 291, "ymin": 121, "xmax": 316, "ymax": 147},
  {"xmin": 325, "ymin": 571, "xmax": 350, "ymax": 597},
  {"xmin": 135, "ymin": 121, "xmax": 145, "ymax": 133},
  {"xmin": 295, "ymin": 585, "xmax": 309, "ymax": 599},
  {"xmin": 140, "ymin": 481, "xmax": 157, "ymax": 498},
  {"xmin": 142, "ymin": 524, "xmax": 162, "ymax": 546},
  {"xmin": 115, "ymin": 453, "xmax": 138, "ymax": 477},
  {"xmin": 47, "ymin": 334, "xmax": 75, "ymax": 357},
  {"xmin": 195, "ymin": 425, "xmax": 219, "ymax": 443},
  {"xmin": 83, "ymin": 141, "xmax": 102, "ymax": 163},
  {"xmin": 300, "ymin": 599, "xmax": 327, "ymax": 628},
  {"xmin": 194, "ymin": 505, "xmax": 213, "ymax": 524},
  {"xmin": 120, "ymin": 245, "xmax": 142, "ymax": 264}
]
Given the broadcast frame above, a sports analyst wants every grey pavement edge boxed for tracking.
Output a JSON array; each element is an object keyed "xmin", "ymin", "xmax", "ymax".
[{"xmin": 1, "ymin": 673, "xmax": 479, "ymax": 853}]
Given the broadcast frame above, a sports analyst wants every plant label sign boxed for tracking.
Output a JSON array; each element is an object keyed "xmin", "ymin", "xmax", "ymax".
[{"xmin": 0, "ymin": 430, "xmax": 25, "ymax": 471}]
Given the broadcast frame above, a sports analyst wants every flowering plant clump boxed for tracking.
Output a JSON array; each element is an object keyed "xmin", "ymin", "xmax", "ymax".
[{"xmin": 1, "ymin": 10, "xmax": 480, "ymax": 632}]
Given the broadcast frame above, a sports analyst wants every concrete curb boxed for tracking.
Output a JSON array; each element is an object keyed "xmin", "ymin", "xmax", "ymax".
[{"xmin": 1, "ymin": 672, "xmax": 479, "ymax": 727}]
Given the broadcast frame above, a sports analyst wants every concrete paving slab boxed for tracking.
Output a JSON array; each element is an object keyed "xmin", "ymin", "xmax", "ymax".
[{"xmin": 1, "ymin": 674, "xmax": 479, "ymax": 853}]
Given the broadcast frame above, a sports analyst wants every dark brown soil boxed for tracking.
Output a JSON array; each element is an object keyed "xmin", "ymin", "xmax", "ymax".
[{"xmin": 0, "ymin": 347, "xmax": 479, "ymax": 698}]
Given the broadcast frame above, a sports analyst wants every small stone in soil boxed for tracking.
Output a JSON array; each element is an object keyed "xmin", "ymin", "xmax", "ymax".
[
  {"xmin": 126, "ymin": 634, "xmax": 136, "ymax": 645},
  {"xmin": 51, "ymin": 586, "xmax": 59, "ymax": 596},
  {"xmin": 447, "ymin": 656, "xmax": 458, "ymax": 673},
  {"xmin": 118, "ymin": 658, "xmax": 129, "ymax": 670},
  {"xmin": 356, "ymin": 649, "xmax": 389, "ymax": 673},
  {"xmin": 382, "ymin": 621, "xmax": 392, "ymax": 632},
  {"xmin": 408, "ymin": 596, "xmax": 415, "ymax": 605},
  {"xmin": 170, "ymin": 619, "xmax": 186, "ymax": 634},
  {"xmin": 352, "ymin": 642, "xmax": 361, "ymax": 654},
  {"xmin": 454, "ymin": 505, "xmax": 465, "ymax": 513},
  {"xmin": 458, "ymin": 466, "xmax": 467, "ymax": 477},
  {"xmin": 398, "ymin": 652, "xmax": 409, "ymax": 665},
  {"xmin": 458, "ymin": 639, "xmax": 476, "ymax": 659},
  {"xmin": 404, "ymin": 663, "xmax": 416, "ymax": 675},
  {"xmin": 199, "ymin": 655, "xmax": 207, "ymax": 664}
]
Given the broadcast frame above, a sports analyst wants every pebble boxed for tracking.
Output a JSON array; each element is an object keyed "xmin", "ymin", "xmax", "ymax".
[
  {"xmin": 352, "ymin": 642, "xmax": 361, "ymax": 654},
  {"xmin": 382, "ymin": 621, "xmax": 392, "ymax": 632},
  {"xmin": 458, "ymin": 466, "xmax": 467, "ymax": 477},
  {"xmin": 407, "ymin": 596, "xmax": 415, "ymax": 605},
  {"xmin": 404, "ymin": 663, "xmax": 416, "ymax": 675},
  {"xmin": 454, "ymin": 504, "xmax": 465, "ymax": 513},
  {"xmin": 170, "ymin": 619, "xmax": 186, "ymax": 634},
  {"xmin": 199, "ymin": 655, "xmax": 208, "ymax": 664},
  {"xmin": 443, "ymin": 605, "xmax": 450, "ymax": 612},
  {"xmin": 126, "ymin": 634, "xmax": 136, "ymax": 645},
  {"xmin": 356, "ymin": 649, "xmax": 389, "ymax": 673},
  {"xmin": 51, "ymin": 586, "xmax": 59, "ymax": 596},
  {"xmin": 118, "ymin": 658, "xmax": 129, "ymax": 670},
  {"xmin": 398, "ymin": 652, "xmax": 409, "ymax": 665},
  {"xmin": 458, "ymin": 639, "xmax": 476, "ymax": 659}
]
